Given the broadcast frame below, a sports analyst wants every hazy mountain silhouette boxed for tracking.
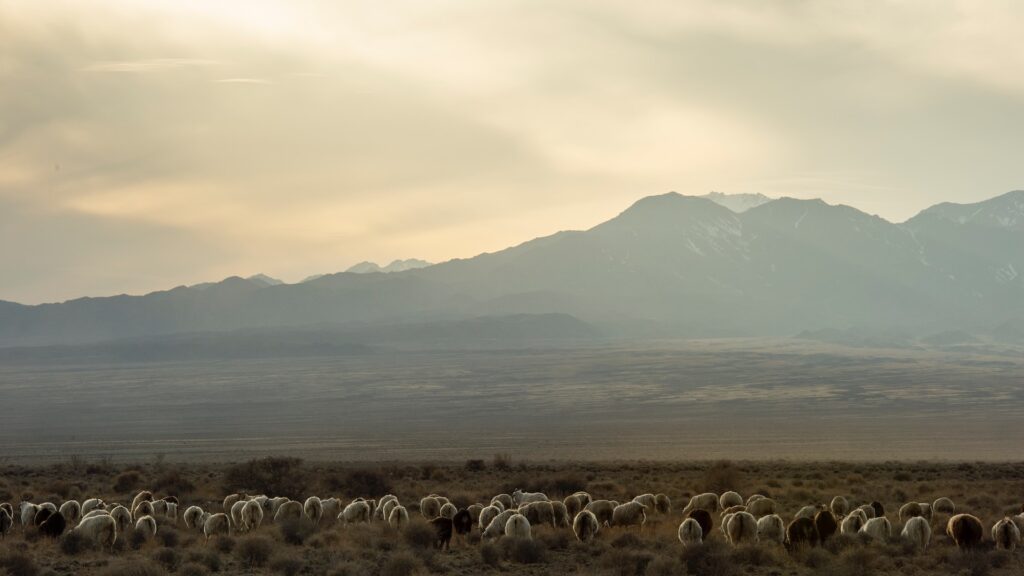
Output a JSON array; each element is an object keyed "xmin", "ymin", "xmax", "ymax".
[
  {"xmin": 346, "ymin": 259, "xmax": 433, "ymax": 274},
  {"xmin": 1, "ymin": 191, "xmax": 1021, "ymax": 347}
]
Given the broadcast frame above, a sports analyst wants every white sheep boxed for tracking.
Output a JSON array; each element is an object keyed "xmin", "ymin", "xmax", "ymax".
[
  {"xmin": 304, "ymin": 496, "xmax": 323, "ymax": 525},
  {"xmin": 164, "ymin": 501, "xmax": 178, "ymax": 525},
  {"xmin": 855, "ymin": 504, "xmax": 875, "ymax": 519},
  {"xmin": 269, "ymin": 497, "xmax": 290, "ymax": 517},
  {"xmin": 81, "ymin": 498, "xmax": 105, "ymax": 516},
  {"xmin": 439, "ymin": 502, "xmax": 458, "ymax": 520},
  {"xmin": 109, "ymin": 505, "xmax": 132, "ymax": 533},
  {"xmin": 19, "ymin": 502, "xmax": 39, "ymax": 528},
  {"xmin": 420, "ymin": 496, "xmax": 441, "ymax": 519},
  {"xmin": 840, "ymin": 512, "xmax": 864, "ymax": 535},
  {"xmin": 243, "ymin": 500, "xmax": 264, "ymax": 531},
  {"xmin": 794, "ymin": 505, "xmax": 819, "ymax": 521},
  {"xmin": 223, "ymin": 493, "xmax": 244, "ymax": 513},
  {"xmin": 505, "ymin": 513, "xmax": 531, "ymax": 539},
  {"xmin": 490, "ymin": 500, "xmax": 506, "ymax": 512},
  {"xmin": 726, "ymin": 512, "xmax": 757, "ymax": 544},
  {"xmin": 564, "ymin": 494, "xmax": 586, "ymax": 517},
  {"xmin": 756, "ymin": 514, "xmax": 785, "ymax": 544},
  {"xmin": 677, "ymin": 518, "xmax": 703, "ymax": 546},
  {"xmin": 901, "ymin": 516, "xmax": 931, "ymax": 550},
  {"xmin": 860, "ymin": 517, "xmax": 891, "ymax": 541},
  {"xmin": 898, "ymin": 502, "xmax": 924, "ymax": 523},
  {"xmin": 551, "ymin": 501, "xmax": 571, "ymax": 528},
  {"xmin": 59, "ymin": 500, "xmax": 81, "ymax": 524},
  {"xmin": 745, "ymin": 494, "xmax": 765, "ymax": 506},
  {"xmin": 133, "ymin": 500, "xmax": 155, "ymax": 523},
  {"xmin": 512, "ymin": 489, "xmax": 548, "ymax": 506},
  {"xmin": 574, "ymin": 510, "xmax": 600, "ymax": 543},
  {"xmin": 230, "ymin": 500, "xmax": 247, "ymax": 532},
  {"xmin": 932, "ymin": 497, "xmax": 955, "ymax": 516},
  {"xmin": 611, "ymin": 501, "xmax": 647, "ymax": 531},
  {"xmin": 274, "ymin": 501, "xmax": 304, "ymax": 524},
  {"xmin": 492, "ymin": 494, "xmax": 513, "ymax": 510},
  {"xmin": 203, "ymin": 513, "xmax": 231, "ymax": 539},
  {"xmin": 519, "ymin": 501, "xmax": 556, "ymax": 528},
  {"xmin": 388, "ymin": 505, "xmax": 409, "ymax": 530},
  {"xmin": 830, "ymin": 496, "xmax": 849, "ymax": 518},
  {"xmin": 321, "ymin": 498, "xmax": 342, "ymax": 523},
  {"xmin": 482, "ymin": 510, "xmax": 518, "ymax": 540},
  {"xmin": 719, "ymin": 491, "xmax": 743, "ymax": 510},
  {"xmin": 135, "ymin": 515, "xmax": 158, "ymax": 538},
  {"xmin": 681, "ymin": 493, "xmax": 719, "ymax": 515},
  {"xmin": 151, "ymin": 499, "xmax": 168, "ymax": 517},
  {"xmin": 584, "ymin": 500, "xmax": 617, "ymax": 527},
  {"xmin": 633, "ymin": 493, "xmax": 657, "ymax": 510},
  {"xmin": 992, "ymin": 517, "xmax": 1021, "ymax": 551},
  {"xmin": 339, "ymin": 500, "xmax": 371, "ymax": 524},
  {"xmin": 479, "ymin": 505, "xmax": 501, "ymax": 531},
  {"xmin": 71, "ymin": 514, "xmax": 117, "ymax": 551},
  {"xmin": 183, "ymin": 506, "xmax": 206, "ymax": 530},
  {"xmin": 746, "ymin": 498, "xmax": 776, "ymax": 518},
  {"xmin": 130, "ymin": 491, "xmax": 153, "ymax": 514}
]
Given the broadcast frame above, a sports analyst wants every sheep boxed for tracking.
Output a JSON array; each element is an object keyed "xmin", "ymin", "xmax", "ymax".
[
  {"xmin": 110, "ymin": 505, "xmax": 132, "ymax": 533},
  {"xmin": 682, "ymin": 493, "xmax": 719, "ymax": 515},
  {"xmin": 243, "ymin": 499, "xmax": 264, "ymax": 531},
  {"xmin": 388, "ymin": 505, "xmax": 409, "ymax": 531},
  {"xmin": 81, "ymin": 498, "xmax": 104, "ymax": 516},
  {"xmin": 574, "ymin": 510, "xmax": 600, "ymax": 543},
  {"xmin": 512, "ymin": 489, "xmax": 548, "ymax": 506},
  {"xmin": 899, "ymin": 502, "xmax": 924, "ymax": 522},
  {"xmin": 482, "ymin": 510, "xmax": 518, "ymax": 540},
  {"xmin": 757, "ymin": 514, "xmax": 785, "ymax": 544},
  {"xmin": 373, "ymin": 497, "xmax": 397, "ymax": 522},
  {"xmin": 721, "ymin": 505, "xmax": 746, "ymax": 517},
  {"xmin": 830, "ymin": 496, "xmax": 849, "ymax": 518},
  {"xmin": 275, "ymin": 500, "xmax": 304, "ymax": 524},
  {"xmin": 204, "ymin": 513, "xmax": 231, "ymax": 539},
  {"xmin": 420, "ymin": 496, "xmax": 441, "ymax": 519},
  {"xmin": 59, "ymin": 500, "xmax": 81, "ymax": 524},
  {"xmin": 505, "ymin": 513, "xmax": 532, "ymax": 539},
  {"xmin": 585, "ymin": 500, "xmax": 618, "ymax": 527},
  {"xmin": 746, "ymin": 497, "xmax": 776, "ymax": 518},
  {"xmin": 992, "ymin": 517, "xmax": 1020, "ymax": 551},
  {"xmin": 269, "ymin": 497, "xmax": 289, "ymax": 516},
  {"xmin": 490, "ymin": 500, "xmax": 506, "ymax": 512},
  {"xmin": 745, "ymin": 494, "xmax": 766, "ymax": 506},
  {"xmin": 34, "ymin": 508, "xmax": 53, "ymax": 527},
  {"xmin": 439, "ymin": 502, "xmax": 458, "ymax": 520},
  {"xmin": 19, "ymin": 502, "xmax": 39, "ymax": 528},
  {"xmin": 223, "ymin": 493, "xmax": 244, "ymax": 514},
  {"xmin": 726, "ymin": 511, "xmax": 757, "ymax": 544},
  {"xmin": 479, "ymin": 504, "xmax": 501, "ymax": 531},
  {"xmin": 135, "ymin": 515, "xmax": 158, "ymax": 539},
  {"xmin": 321, "ymin": 498, "xmax": 343, "ymax": 523},
  {"xmin": 932, "ymin": 497, "xmax": 955, "ymax": 516},
  {"xmin": 860, "ymin": 517, "xmax": 892, "ymax": 541},
  {"xmin": 786, "ymin": 517, "xmax": 817, "ymax": 549},
  {"xmin": 303, "ymin": 496, "xmax": 323, "ymax": 526},
  {"xmin": 855, "ymin": 504, "xmax": 875, "ymax": 519},
  {"xmin": 230, "ymin": 500, "xmax": 247, "ymax": 532},
  {"xmin": 492, "ymin": 494, "xmax": 513, "ymax": 510},
  {"xmin": 431, "ymin": 517, "xmax": 455, "ymax": 550},
  {"xmin": 0, "ymin": 507, "xmax": 12, "ymax": 539},
  {"xmin": 719, "ymin": 491, "xmax": 743, "ymax": 510},
  {"xmin": 130, "ymin": 491, "xmax": 153, "ymax": 514},
  {"xmin": 870, "ymin": 501, "xmax": 885, "ymax": 518},
  {"xmin": 814, "ymin": 508, "xmax": 838, "ymax": 542},
  {"xmin": 564, "ymin": 494, "xmax": 584, "ymax": 517},
  {"xmin": 133, "ymin": 500, "xmax": 155, "ymax": 523},
  {"xmin": 165, "ymin": 501, "xmax": 178, "ymax": 525},
  {"xmin": 794, "ymin": 505, "xmax": 819, "ymax": 521},
  {"xmin": 918, "ymin": 502, "xmax": 932, "ymax": 520},
  {"xmin": 947, "ymin": 514, "xmax": 984, "ymax": 549},
  {"xmin": 39, "ymin": 510, "xmax": 66, "ymax": 538},
  {"xmin": 0, "ymin": 503, "xmax": 11, "ymax": 518},
  {"xmin": 840, "ymin": 512, "xmax": 865, "ymax": 535},
  {"xmin": 678, "ymin": 517, "xmax": 703, "ymax": 546},
  {"xmin": 687, "ymin": 509, "xmax": 713, "ymax": 538},
  {"xmin": 720, "ymin": 513, "xmax": 735, "ymax": 536},
  {"xmin": 183, "ymin": 506, "xmax": 205, "ymax": 530},
  {"xmin": 339, "ymin": 500, "xmax": 371, "ymax": 524},
  {"xmin": 453, "ymin": 509, "xmax": 473, "ymax": 537},
  {"xmin": 633, "ymin": 493, "xmax": 657, "ymax": 510},
  {"xmin": 901, "ymin": 516, "xmax": 931, "ymax": 550},
  {"xmin": 151, "ymin": 499, "xmax": 168, "ymax": 517},
  {"xmin": 71, "ymin": 514, "xmax": 118, "ymax": 551},
  {"xmin": 573, "ymin": 491, "xmax": 593, "ymax": 506},
  {"xmin": 654, "ymin": 494, "xmax": 671, "ymax": 514},
  {"xmin": 519, "ymin": 501, "xmax": 556, "ymax": 528},
  {"xmin": 611, "ymin": 501, "xmax": 647, "ymax": 531},
  {"xmin": 551, "ymin": 500, "xmax": 571, "ymax": 528}
]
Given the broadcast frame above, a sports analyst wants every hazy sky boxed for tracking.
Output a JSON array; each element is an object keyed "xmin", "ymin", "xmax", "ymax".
[{"xmin": 2, "ymin": 1, "xmax": 1023, "ymax": 304}]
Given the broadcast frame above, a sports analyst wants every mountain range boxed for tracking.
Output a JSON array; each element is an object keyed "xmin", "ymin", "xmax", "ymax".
[{"xmin": 1, "ymin": 190, "xmax": 1021, "ymax": 348}]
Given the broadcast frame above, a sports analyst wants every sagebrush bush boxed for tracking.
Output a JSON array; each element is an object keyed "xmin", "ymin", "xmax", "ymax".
[
  {"xmin": 679, "ymin": 540, "xmax": 738, "ymax": 576},
  {"xmin": 278, "ymin": 518, "xmax": 315, "ymax": 545},
  {"xmin": 185, "ymin": 549, "xmax": 221, "ymax": 572},
  {"xmin": 644, "ymin": 555, "xmax": 683, "ymax": 576},
  {"xmin": 402, "ymin": 521, "xmax": 436, "ymax": 549},
  {"xmin": 235, "ymin": 535, "xmax": 274, "ymax": 568},
  {"xmin": 479, "ymin": 541, "xmax": 501, "ymax": 566},
  {"xmin": 703, "ymin": 461, "xmax": 744, "ymax": 494},
  {"xmin": 269, "ymin": 553, "xmax": 304, "ymax": 576},
  {"xmin": 214, "ymin": 536, "xmax": 235, "ymax": 554},
  {"xmin": 59, "ymin": 531, "xmax": 87, "ymax": 556},
  {"xmin": 601, "ymin": 548, "xmax": 653, "ymax": 576},
  {"xmin": 113, "ymin": 471, "xmax": 142, "ymax": 493},
  {"xmin": 328, "ymin": 469, "xmax": 392, "ymax": 498},
  {"xmin": 177, "ymin": 562, "xmax": 209, "ymax": 576},
  {"xmin": 379, "ymin": 551, "xmax": 423, "ymax": 576},
  {"xmin": 153, "ymin": 469, "xmax": 195, "ymax": 496},
  {"xmin": 0, "ymin": 549, "xmax": 39, "ymax": 576},
  {"xmin": 96, "ymin": 559, "xmax": 169, "ymax": 576},
  {"xmin": 151, "ymin": 548, "xmax": 180, "ymax": 571},
  {"xmin": 223, "ymin": 457, "xmax": 306, "ymax": 499},
  {"xmin": 501, "ymin": 537, "xmax": 547, "ymax": 564}
]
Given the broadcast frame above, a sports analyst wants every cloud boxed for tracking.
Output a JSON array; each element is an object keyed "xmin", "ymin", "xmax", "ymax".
[
  {"xmin": 216, "ymin": 77, "xmax": 272, "ymax": 84},
  {"xmin": 82, "ymin": 58, "xmax": 223, "ymax": 73}
]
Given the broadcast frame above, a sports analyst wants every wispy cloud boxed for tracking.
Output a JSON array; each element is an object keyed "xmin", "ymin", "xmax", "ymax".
[
  {"xmin": 216, "ymin": 77, "xmax": 272, "ymax": 84},
  {"xmin": 81, "ymin": 58, "xmax": 223, "ymax": 73}
]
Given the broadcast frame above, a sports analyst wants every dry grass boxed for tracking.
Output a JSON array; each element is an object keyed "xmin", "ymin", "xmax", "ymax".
[{"xmin": 1, "ymin": 459, "xmax": 1023, "ymax": 575}]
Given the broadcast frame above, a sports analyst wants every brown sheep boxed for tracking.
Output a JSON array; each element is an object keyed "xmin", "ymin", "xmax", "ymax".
[
  {"xmin": 39, "ymin": 511, "xmax": 66, "ymax": 538},
  {"xmin": 870, "ymin": 501, "xmax": 885, "ymax": 518},
  {"xmin": 786, "ymin": 517, "xmax": 818, "ymax": 550},
  {"xmin": 814, "ymin": 508, "xmax": 838, "ymax": 542},
  {"xmin": 687, "ymin": 509, "xmax": 713, "ymax": 537},
  {"xmin": 431, "ymin": 517, "xmax": 454, "ymax": 550},
  {"xmin": 947, "ymin": 514, "xmax": 984, "ymax": 550}
]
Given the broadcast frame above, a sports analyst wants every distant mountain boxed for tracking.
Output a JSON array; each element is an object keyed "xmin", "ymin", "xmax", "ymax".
[
  {"xmin": 346, "ymin": 259, "xmax": 433, "ymax": 274},
  {"xmin": 247, "ymin": 274, "xmax": 284, "ymax": 287},
  {"xmin": 1, "ymin": 191, "xmax": 1021, "ymax": 347},
  {"xmin": 700, "ymin": 191, "xmax": 773, "ymax": 213}
]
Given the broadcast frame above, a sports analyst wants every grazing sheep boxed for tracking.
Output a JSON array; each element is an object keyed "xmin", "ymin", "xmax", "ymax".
[
  {"xmin": 230, "ymin": 500, "xmax": 247, "ymax": 532},
  {"xmin": 654, "ymin": 494, "xmax": 671, "ymax": 514},
  {"xmin": 133, "ymin": 500, "xmax": 154, "ymax": 523},
  {"xmin": 81, "ymin": 499, "xmax": 104, "ymax": 516},
  {"xmin": 678, "ymin": 517, "xmax": 703, "ymax": 546},
  {"xmin": 1010, "ymin": 514, "xmax": 1024, "ymax": 536},
  {"xmin": 830, "ymin": 496, "xmax": 849, "ymax": 518},
  {"xmin": 682, "ymin": 493, "xmax": 719, "ymax": 515},
  {"xmin": 747, "ymin": 498, "xmax": 776, "ymax": 518},
  {"xmin": 269, "ymin": 497, "xmax": 289, "ymax": 517},
  {"xmin": 505, "ymin": 514, "xmax": 532, "ymax": 539},
  {"xmin": 855, "ymin": 504, "xmax": 875, "ymax": 519},
  {"xmin": 243, "ymin": 500, "xmax": 264, "ymax": 531},
  {"xmin": 321, "ymin": 498, "xmax": 343, "ymax": 523},
  {"xmin": 452, "ymin": 509, "xmax": 473, "ymax": 536},
  {"xmin": 135, "ymin": 515, "xmax": 158, "ymax": 539},
  {"xmin": 721, "ymin": 505, "xmax": 746, "ymax": 517},
  {"xmin": 933, "ymin": 497, "xmax": 955, "ymax": 516},
  {"xmin": 992, "ymin": 517, "xmax": 1020, "ymax": 551},
  {"xmin": 918, "ymin": 503, "xmax": 932, "ymax": 520},
  {"xmin": 109, "ymin": 505, "xmax": 132, "ymax": 533},
  {"xmin": 870, "ymin": 501, "xmax": 885, "ymax": 518},
  {"xmin": 902, "ymin": 516, "xmax": 931, "ymax": 550},
  {"xmin": 19, "ymin": 502, "xmax": 39, "ymax": 528},
  {"xmin": 165, "ymin": 501, "xmax": 178, "ymax": 525},
  {"xmin": 564, "ymin": 494, "xmax": 584, "ymax": 517},
  {"xmin": 303, "ymin": 496, "xmax": 323, "ymax": 525},
  {"xmin": 585, "ymin": 500, "xmax": 617, "ymax": 527},
  {"xmin": 80, "ymin": 509, "xmax": 110, "ymax": 521},
  {"xmin": 947, "ymin": 514, "xmax": 984, "ymax": 549},
  {"xmin": 719, "ymin": 491, "xmax": 743, "ymax": 510},
  {"xmin": 34, "ymin": 508, "xmax": 53, "ymax": 527},
  {"xmin": 420, "ymin": 496, "xmax": 441, "ymax": 520},
  {"xmin": 479, "ymin": 505, "xmax": 501, "ymax": 532},
  {"xmin": 726, "ymin": 512, "xmax": 757, "ymax": 544},
  {"xmin": 490, "ymin": 500, "xmax": 506, "ymax": 512},
  {"xmin": 71, "ymin": 514, "xmax": 118, "ymax": 551},
  {"xmin": 745, "ymin": 494, "xmax": 766, "ymax": 506},
  {"xmin": 203, "ymin": 513, "xmax": 230, "ymax": 539},
  {"xmin": 861, "ymin": 517, "xmax": 892, "ymax": 541},
  {"xmin": 39, "ymin": 511, "xmax": 66, "ymax": 538},
  {"xmin": 794, "ymin": 505, "xmax": 819, "ymax": 521},
  {"xmin": 574, "ymin": 510, "xmax": 600, "ymax": 543},
  {"xmin": 431, "ymin": 517, "xmax": 455, "ymax": 550},
  {"xmin": 551, "ymin": 501, "xmax": 571, "ymax": 527},
  {"xmin": 275, "ymin": 501, "xmax": 304, "ymax": 524},
  {"xmin": 183, "ymin": 506, "xmax": 205, "ymax": 530},
  {"xmin": 519, "ymin": 501, "xmax": 555, "ymax": 528},
  {"xmin": 814, "ymin": 508, "xmax": 838, "ymax": 542},
  {"xmin": 786, "ymin": 517, "xmax": 817, "ymax": 549},
  {"xmin": 899, "ymin": 502, "xmax": 924, "ymax": 522},
  {"xmin": 633, "ymin": 493, "xmax": 657, "ymax": 510},
  {"xmin": 223, "ymin": 493, "xmax": 244, "ymax": 514},
  {"xmin": 482, "ymin": 510, "xmax": 519, "ymax": 540},
  {"xmin": 720, "ymin": 513, "xmax": 735, "ymax": 536},
  {"xmin": 492, "ymin": 494, "xmax": 513, "ymax": 510},
  {"xmin": 0, "ymin": 503, "xmax": 12, "ymax": 518},
  {"xmin": 388, "ymin": 505, "xmax": 409, "ymax": 531},
  {"xmin": 59, "ymin": 500, "xmax": 81, "ymax": 524},
  {"xmin": 611, "ymin": 502, "xmax": 647, "ymax": 531},
  {"xmin": 687, "ymin": 509, "xmax": 713, "ymax": 538},
  {"xmin": 757, "ymin": 514, "xmax": 785, "ymax": 544},
  {"xmin": 130, "ymin": 492, "xmax": 153, "ymax": 514},
  {"xmin": 512, "ymin": 489, "xmax": 548, "ymax": 506},
  {"xmin": 151, "ymin": 500, "xmax": 168, "ymax": 517},
  {"xmin": 0, "ymin": 508, "xmax": 12, "ymax": 539},
  {"xmin": 340, "ymin": 500, "xmax": 371, "ymax": 524},
  {"xmin": 439, "ymin": 502, "xmax": 458, "ymax": 520},
  {"xmin": 841, "ymin": 512, "xmax": 865, "ymax": 536},
  {"xmin": 573, "ymin": 492, "xmax": 592, "ymax": 506}
]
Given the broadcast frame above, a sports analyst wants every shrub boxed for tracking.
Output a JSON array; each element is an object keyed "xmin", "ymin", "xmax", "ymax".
[
  {"xmin": 96, "ymin": 559, "xmax": 168, "ymax": 576},
  {"xmin": 601, "ymin": 549, "xmax": 653, "ymax": 576},
  {"xmin": 60, "ymin": 531, "xmax": 87, "ymax": 556},
  {"xmin": 501, "ymin": 537, "xmax": 547, "ymax": 564},
  {"xmin": 269, "ymin": 554, "xmax": 304, "ymax": 576},
  {"xmin": 113, "ymin": 471, "xmax": 142, "ymax": 493},
  {"xmin": 645, "ymin": 556, "xmax": 683, "ymax": 576},
  {"xmin": 380, "ymin": 551, "xmax": 423, "ymax": 576},
  {"xmin": 213, "ymin": 535, "xmax": 235, "ymax": 554},
  {"xmin": 402, "ymin": 521, "xmax": 436, "ymax": 549},
  {"xmin": 235, "ymin": 536, "xmax": 274, "ymax": 568},
  {"xmin": 223, "ymin": 457, "xmax": 306, "ymax": 499},
  {"xmin": 328, "ymin": 469, "xmax": 392, "ymax": 498},
  {"xmin": 151, "ymin": 548, "xmax": 180, "ymax": 571},
  {"xmin": 185, "ymin": 549, "xmax": 221, "ymax": 572},
  {"xmin": 278, "ymin": 518, "xmax": 315, "ymax": 546},
  {"xmin": 731, "ymin": 543, "xmax": 784, "ymax": 567},
  {"xmin": 479, "ymin": 542, "xmax": 501, "ymax": 567},
  {"xmin": 178, "ymin": 563, "xmax": 209, "ymax": 576},
  {"xmin": 465, "ymin": 459, "xmax": 486, "ymax": 472},
  {"xmin": 679, "ymin": 540, "xmax": 738, "ymax": 576},
  {"xmin": 537, "ymin": 530, "xmax": 570, "ymax": 550},
  {"xmin": 154, "ymin": 470, "xmax": 195, "ymax": 496},
  {"xmin": 157, "ymin": 527, "xmax": 180, "ymax": 548},
  {"xmin": 128, "ymin": 528, "xmax": 149, "ymax": 550},
  {"xmin": 0, "ymin": 550, "xmax": 39, "ymax": 576},
  {"xmin": 611, "ymin": 532, "xmax": 642, "ymax": 549},
  {"xmin": 493, "ymin": 453, "xmax": 512, "ymax": 471},
  {"xmin": 703, "ymin": 461, "xmax": 743, "ymax": 494}
]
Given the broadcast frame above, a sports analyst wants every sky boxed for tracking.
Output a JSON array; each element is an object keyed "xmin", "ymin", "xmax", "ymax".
[{"xmin": 2, "ymin": 0, "xmax": 1023, "ymax": 304}]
